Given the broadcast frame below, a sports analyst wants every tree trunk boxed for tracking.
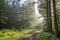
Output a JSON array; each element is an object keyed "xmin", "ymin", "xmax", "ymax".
[
  {"xmin": 52, "ymin": 0, "xmax": 58, "ymax": 36},
  {"xmin": 47, "ymin": 0, "xmax": 53, "ymax": 33},
  {"xmin": 46, "ymin": 0, "xmax": 50, "ymax": 32}
]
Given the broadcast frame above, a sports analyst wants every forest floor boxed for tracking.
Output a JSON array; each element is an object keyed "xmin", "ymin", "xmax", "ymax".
[{"xmin": 0, "ymin": 30, "xmax": 43, "ymax": 40}]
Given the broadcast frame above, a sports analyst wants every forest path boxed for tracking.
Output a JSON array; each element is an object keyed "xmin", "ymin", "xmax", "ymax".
[{"xmin": 16, "ymin": 30, "xmax": 43, "ymax": 40}]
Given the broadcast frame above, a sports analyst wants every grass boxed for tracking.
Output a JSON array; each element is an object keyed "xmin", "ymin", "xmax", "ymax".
[
  {"xmin": 38, "ymin": 32, "xmax": 59, "ymax": 40},
  {"xmin": 0, "ymin": 29, "xmax": 35, "ymax": 38}
]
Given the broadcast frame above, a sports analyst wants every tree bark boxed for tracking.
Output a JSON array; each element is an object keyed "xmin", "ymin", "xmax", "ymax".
[
  {"xmin": 46, "ymin": 0, "xmax": 50, "ymax": 32},
  {"xmin": 47, "ymin": 0, "xmax": 53, "ymax": 33},
  {"xmin": 52, "ymin": 0, "xmax": 58, "ymax": 36}
]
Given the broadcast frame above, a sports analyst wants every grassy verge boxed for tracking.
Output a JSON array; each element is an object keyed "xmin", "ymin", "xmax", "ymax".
[
  {"xmin": 0, "ymin": 29, "xmax": 35, "ymax": 38},
  {"xmin": 38, "ymin": 32, "xmax": 59, "ymax": 40}
]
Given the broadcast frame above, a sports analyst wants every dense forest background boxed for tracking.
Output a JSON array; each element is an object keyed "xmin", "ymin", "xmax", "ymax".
[{"xmin": 0, "ymin": 0, "xmax": 60, "ymax": 40}]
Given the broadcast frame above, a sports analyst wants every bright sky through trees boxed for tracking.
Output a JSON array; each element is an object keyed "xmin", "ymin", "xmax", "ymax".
[
  {"xmin": 20, "ymin": 0, "xmax": 26, "ymax": 4},
  {"xmin": 20, "ymin": 0, "xmax": 41, "ymax": 17}
]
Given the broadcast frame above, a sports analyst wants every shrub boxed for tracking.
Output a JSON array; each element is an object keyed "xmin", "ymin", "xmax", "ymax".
[{"xmin": 38, "ymin": 32, "xmax": 59, "ymax": 40}]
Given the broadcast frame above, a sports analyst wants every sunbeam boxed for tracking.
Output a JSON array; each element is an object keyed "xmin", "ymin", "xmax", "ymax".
[{"xmin": 33, "ymin": 0, "xmax": 44, "ymax": 29}]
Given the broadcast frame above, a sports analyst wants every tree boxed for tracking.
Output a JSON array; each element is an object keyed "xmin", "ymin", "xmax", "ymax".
[
  {"xmin": 52, "ymin": 0, "xmax": 58, "ymax": 36},
  {"xmin": 16, "ymin": 0, "xmax": 35, "ymax": 29},
  {"xmin": 38, "ymin": 0, "xmax": 53, "ymax": 33},
  {"xmin": 0, "ymin": 0, "xmax": 8, "ymax": 29},
  {"xmin": 47, "ymin": 0, "xmax": 53, "ymax": 33},
  {"xmin": 38, "ymin": 0, "xmax": 47, "ymax": 30},
  {"xmin": 7, "ymin": 0, "xmax": 21, "ymax": 28}
]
